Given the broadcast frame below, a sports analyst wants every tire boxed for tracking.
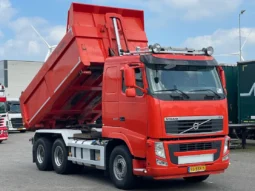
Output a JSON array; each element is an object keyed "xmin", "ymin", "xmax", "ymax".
[
  {"xmin": 109, "ymin": 145, "xmax": 136, "ymax": 190},
  {"xmin": 20, "ymin": 130, "xmax": 26, "ymax": 133},
  {"xmin": 34, "ymin": 137, "xmax": 53, "ymax": 171},
  {"xmin": 183, "ymin": 175, "xmax": 209, "ymax": 182},
  {"xmin": 0, "ymin": 140, "xmax": 2, "ymax": 144},
  {"xmin": 51, "ymin": 138, "xmax": 73, "ymax": 174}
]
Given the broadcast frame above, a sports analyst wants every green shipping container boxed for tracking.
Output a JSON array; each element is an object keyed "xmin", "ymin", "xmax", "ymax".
[
  {"xmin": 223, "ymin": 60, "xmax": 255, "ymax": 125},
  {"xmin": 223, "ymin": 65, "xmax": 238, "ymax": 124}
]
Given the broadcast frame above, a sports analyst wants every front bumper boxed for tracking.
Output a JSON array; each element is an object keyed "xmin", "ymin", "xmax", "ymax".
[
  {"xmin": 146, "ymin": 159, "xmax": 229, "ymax": 179},
  {"xmin": 0, "ymin": 131, "xmax": 8, "ymax": 141},
  {"xmin": 133, "ymin": 136, "xmax": 230, "ymax": 179},
  {"xmin": 8, "ymin": 126, "xmax": 26, "ymax": 131},
  {"xmin": 0, "ymin": 137, "xmax": 8, "ymax": 141}
]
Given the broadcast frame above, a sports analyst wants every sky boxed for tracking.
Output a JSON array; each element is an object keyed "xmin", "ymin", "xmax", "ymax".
[{"xmin": 0, "ymin": 0, "xmax": 255, "ymax": 63}]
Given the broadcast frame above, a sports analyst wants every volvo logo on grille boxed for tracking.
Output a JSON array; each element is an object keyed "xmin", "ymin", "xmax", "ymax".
[
  {"xmin": 192, "ymin": 122, "xmax": 200, "ymax": 130},
  {"xmin": 180, "ymin": 119, "xmax": 211, "ymax": 134}
]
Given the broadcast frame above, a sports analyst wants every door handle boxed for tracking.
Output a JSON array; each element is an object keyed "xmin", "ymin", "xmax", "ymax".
[{"xmin": 119, "ymin": 117, "xmax": 125, "ymax": 121}]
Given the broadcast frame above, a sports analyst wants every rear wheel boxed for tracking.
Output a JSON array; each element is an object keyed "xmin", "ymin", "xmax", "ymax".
[
  {"xmin": 0, "ymin": 140, "xmax": 2, "ymax": 144},
  {"xmin": 34, "ymin": 137, "xmax": 53, "ymax": 171},
  {"xmin": 20, "ymin": 130, "xmax": 26, "ymax": 133},
  {"xmin": 52, "ymin": 138, "xmax": 73, "ymax": 174},
  {"xmin": 109, "ymin": 145, "xmax": 136, "ymax": 190},
  {"xmin": 183, "ymin": 175, "xmax": 209, "ymax": 182}
]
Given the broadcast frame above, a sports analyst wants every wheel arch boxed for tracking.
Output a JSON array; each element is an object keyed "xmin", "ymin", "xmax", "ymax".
[{"xmin": 105, "ymin": 138, "xmax": 133, "ymax": 173}]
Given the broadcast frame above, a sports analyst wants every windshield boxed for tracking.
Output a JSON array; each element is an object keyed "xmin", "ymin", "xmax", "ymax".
[
  {"xmin": 0, "ymin": 102, "xmax": 6, "ymax": 114},
  {"xmin": 146, "ymin": 63, "xmax": 224, "ymax": 100},
  {"xmin": 8, "ymin": 102, "xmax": 21, "ymax": 113}
]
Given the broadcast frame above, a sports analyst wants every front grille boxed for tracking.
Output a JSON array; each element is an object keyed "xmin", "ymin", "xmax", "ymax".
[
  {"xmin": 165, "ymin": 116, "xmax": 223, "ymax": 135},
  {"xmin": 10, "ymin": 118, "xmax": 23, "ymax": 128},
  {"xmin": 168, "ymin": 141, "xmax": 221, "ymax": 165},
  {"xmin": 179, "ymin": 142, "xmax": 212, "ymax": 152}
]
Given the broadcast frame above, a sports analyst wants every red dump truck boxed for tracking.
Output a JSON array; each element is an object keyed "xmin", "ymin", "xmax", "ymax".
[{"xmin": 20, "ymin": 2, "xmax": 230, "ymax": 189}]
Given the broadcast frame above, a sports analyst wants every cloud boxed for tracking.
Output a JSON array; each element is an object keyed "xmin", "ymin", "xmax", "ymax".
[
  {"xmin": 0, "ymin": 0, "xmax": 66, "ymax": 61},
  {"xmin": 46, "ymin": 25, "xmax": 66, "ymax": 45},
  {"xmin": 182, "ymin": 28, "xmax": 255, "ymax": 62},
  {"xmin": 158, "ymin": 0, "xmax": 242, "ymax": 21},
  {"xmin": 0, "ymin": 0, "xmax": 16, "ymax": 24},
  {"xmin": 90, "ymin": 0, "xmax": 243, "ymax": 21},
  {"xmin": 0, "ymin": 16, "xmax": 66, "ymax": 61}
]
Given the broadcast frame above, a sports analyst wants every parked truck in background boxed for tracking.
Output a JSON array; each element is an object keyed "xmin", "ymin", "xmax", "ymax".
[
  {"xmin": 20, "ymin": 3, "xmax": 230, "ymax": 189},
  {"xmin": 5, "ymin": 98, "xmax": 25, "ymax": 133},
  {"xmin": 0, "ymin": 85, "xmax": 8, "ymax": 143},
  {"xmin": 0, "ymin": 60, "xmax": 43, "ymax": 133},
  {"xmin": 223, "ymin": 60, "xmax": 255, "ymax": 142}
]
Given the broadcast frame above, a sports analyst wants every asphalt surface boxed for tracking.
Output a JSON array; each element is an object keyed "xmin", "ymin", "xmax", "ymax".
[{"xmin": 0, "ymin": 132, "xmax": 255, "ymax": 191}]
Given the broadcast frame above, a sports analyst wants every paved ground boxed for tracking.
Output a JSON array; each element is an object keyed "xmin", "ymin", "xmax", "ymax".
[{"xmin": 0, "ymin": 132, "xmax": 255, "ymax": 191}]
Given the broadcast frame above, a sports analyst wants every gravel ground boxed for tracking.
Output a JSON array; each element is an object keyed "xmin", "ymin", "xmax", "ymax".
[{"xmin": 0, "ymin": 132, "xmax": 255, "ymax": 191}]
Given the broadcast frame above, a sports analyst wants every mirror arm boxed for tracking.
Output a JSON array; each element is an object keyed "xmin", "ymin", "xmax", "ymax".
[{"xmin": 133, "ymin": 85, "xmax": 147, "ymax": 93}]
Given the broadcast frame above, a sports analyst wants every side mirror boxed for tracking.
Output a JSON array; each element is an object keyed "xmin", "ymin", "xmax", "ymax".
[
  {"xmin": 217, "ymin": 66, "xmax": 227, "ymax": 94},
  {"xmin": 6, "ymin": 104, "xmax": 10, "ymax": 112},
  {"xmin": 124, "ymin": 65, "xmax": 136, "ymax": 87},
  {"xmin": 125, "ymin": 88, "xmax": 136, "ymax": 97},
  {"xmin": 219, "ymin": 67, "xmax": 226, "ymax": 89}
]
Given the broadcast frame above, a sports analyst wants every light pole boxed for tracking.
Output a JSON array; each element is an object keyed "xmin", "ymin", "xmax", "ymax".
[{"xmin": 239, "ymin": 10, "xmax": 246, "ymax": 61}]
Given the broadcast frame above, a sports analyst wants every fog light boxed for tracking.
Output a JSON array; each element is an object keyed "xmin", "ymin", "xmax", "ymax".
[
  {"xmin": 156, "ymin": 159, "xmax": 168, "ymax": 166},
  {"xmin": 222, "ymin": 154, "xmax": 229, "ymax": 161}
]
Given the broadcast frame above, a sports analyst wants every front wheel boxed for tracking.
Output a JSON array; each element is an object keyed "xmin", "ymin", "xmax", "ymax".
[
  {"xmin": 183, "ymin": 175, "xmax": 209, "ymax": 182},
  {"xmin": 109, "ymin": 145, "xmax": 136, "ymax": 190}
]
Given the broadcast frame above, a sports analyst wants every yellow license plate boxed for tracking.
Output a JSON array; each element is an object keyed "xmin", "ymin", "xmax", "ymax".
[{"xmin": 188, "ymin": 165, "xmax": 206, "ymax": 173}]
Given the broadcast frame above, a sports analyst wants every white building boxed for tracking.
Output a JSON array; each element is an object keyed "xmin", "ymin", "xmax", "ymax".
[{"xmin": 0, "ymin": 60, "xmax": 44, "ymax": 98}]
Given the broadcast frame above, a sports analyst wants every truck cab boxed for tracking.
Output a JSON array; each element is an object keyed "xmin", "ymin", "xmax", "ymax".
[
  {"xmin": 101, "ymin": 44, "xmax": 230, "ymax": 180},
  {"xmin": 6, "ymin": 98, "xmax": 26, "ymax": 133}
]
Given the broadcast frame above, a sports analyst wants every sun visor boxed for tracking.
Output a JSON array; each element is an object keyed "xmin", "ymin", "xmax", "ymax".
[{"xmin": 140, "ymin": 54, "xmax": 220, "ymax": 67}]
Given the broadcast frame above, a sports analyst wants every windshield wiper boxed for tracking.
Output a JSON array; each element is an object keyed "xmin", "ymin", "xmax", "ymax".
[
  {"xmin": 189, "ymin": 89, "xmax": 221, "ymax": 98},
  {"xmin": 155, "ymin": 88, "xmax": 190, "ymax": 99}
]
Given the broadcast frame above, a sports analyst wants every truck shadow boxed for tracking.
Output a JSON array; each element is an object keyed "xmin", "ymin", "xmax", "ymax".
[{"xmin": 76, "ymin": 168, "xmax": 214, "ymax": 190}]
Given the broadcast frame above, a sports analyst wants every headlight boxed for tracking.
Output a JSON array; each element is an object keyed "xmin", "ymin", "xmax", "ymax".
[
  {"xmin": 155, "ymin": 142, "xmax": 166, "ymax": 158},
  {"xmin": 223, "ymin": 137, "xmax": 229, "ymax": 154}
]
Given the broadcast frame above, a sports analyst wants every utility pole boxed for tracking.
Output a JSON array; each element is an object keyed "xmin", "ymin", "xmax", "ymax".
[{"xmin": 239, "ymin": 10, "xmax": 246, "ymax": 61}]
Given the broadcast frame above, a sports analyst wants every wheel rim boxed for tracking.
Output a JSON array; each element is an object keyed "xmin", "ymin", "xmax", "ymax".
[
  {"xmin": 113, "ymin": 155, "xmax": 127, "ymax": 181},
  {"xmin": 54, "ymin": 146, "xmax": 64, "ymax": 167},
  {"xmin": 37, "ymin": 145, "xmax": 45, "ymax": 164}
]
